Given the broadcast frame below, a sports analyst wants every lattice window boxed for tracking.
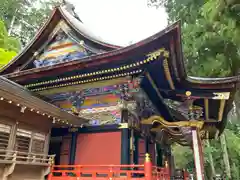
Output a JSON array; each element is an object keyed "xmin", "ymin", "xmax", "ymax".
[
  {"xmin": 0, "ymin": 124, "xmax": 11, "ymax": 150},
  {"xmin": 15, "ymin": 128, "xmax": 31, "ymax": 152},
  {"xmin": 0, "ymin": 123, "xmax": 11, "ymax": 160},
  {"xmin": 31, "ymin": 133, "xmax": 46, "ymax": 153}
]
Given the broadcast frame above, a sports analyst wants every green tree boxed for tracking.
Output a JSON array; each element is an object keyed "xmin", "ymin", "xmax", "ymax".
[
  {"xmin": 151, "ymin": 0, "xmax": 240, "ymax": 179},
  {"xmin": 0, "ymin": 20, "xmax": 20, "ymax": 68},
  {"xmin": 0, "ymin": 0, "xmax": 61, "ymax": 46},
  {"xmin": 0, "ymin": 48, "xmax": 17, "ymax": 68},
  {"xmin": 150, "ymin": 0, "xmax": 240, "ymax": 77}
]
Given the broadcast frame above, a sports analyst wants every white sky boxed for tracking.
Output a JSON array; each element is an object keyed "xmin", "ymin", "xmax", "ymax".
[{"xmin": 69, "ymin": 0, "xmax": 168, "ymax": 46}]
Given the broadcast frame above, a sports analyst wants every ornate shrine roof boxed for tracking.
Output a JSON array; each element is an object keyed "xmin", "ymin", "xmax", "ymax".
[
  {"xmin": 0, "ymin": 6, "xmax": 120, "ymax": 74},
  {"xmin": 0, "ymin": 5, "xmax": 239, "ymax": 142}
]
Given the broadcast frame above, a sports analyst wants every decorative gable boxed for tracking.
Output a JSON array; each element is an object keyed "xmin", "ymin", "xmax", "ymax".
[
  {"xmin": 0, "ymin": 7, "xmax": 119, "ymax": 75},
  {"xmin": 33, "ymin": 30, "xmax": 94, "ymax": 68}
]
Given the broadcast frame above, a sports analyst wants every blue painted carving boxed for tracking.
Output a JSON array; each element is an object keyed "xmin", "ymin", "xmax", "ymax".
[
  {"xmin": 33, "ymin": 31, "xmax": 92, "ymax": 68},
  {"xmin": 68, "ymin": 91, "xmax": 85, "ymax": 109}
]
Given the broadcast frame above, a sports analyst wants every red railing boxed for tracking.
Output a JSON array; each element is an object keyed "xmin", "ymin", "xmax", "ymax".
[
  {"xmin": 48, "ymin": 160, "xmax": 170, "ymax": 180},
  {"xmin": 47, "ymin": 154, "xmax": 190, "ymax": 180},
  {"xmin": 183, "ymin": 170, "xmax": 190, "ymax": 179}
]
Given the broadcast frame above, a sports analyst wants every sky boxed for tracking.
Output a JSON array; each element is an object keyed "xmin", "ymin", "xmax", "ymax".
[{"xmin": 68, "ymin": 0, "xmax": 168, "ymax": 46}]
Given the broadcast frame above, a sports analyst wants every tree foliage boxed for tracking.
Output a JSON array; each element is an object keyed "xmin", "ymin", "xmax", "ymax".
[
  {"xmin": 0, "ymin": 0, "xmax": 61, "ymax": 46},
  {"xmin": 172, "ymin": 126, "xmax": 240, "ymax": 179},
  {"xmin": 0, "ymin": 21, "xmax": 20, "ymax": 51},
  {"xmin": 0, "ymin": 48, "xmax": 17, "ymax": 68},
  {"xmin": 0, "ymin": 20, "xmax": 20, "ymax": 68},
  {"xmin": 0, "ymin": 0, "xmax": 61, "ymax": 67},
  {"xmin": 149, "ymin": 0, "xmax": 240, "ymax": 179},
  {"xmin": 152, "ymin": 0, "xmax": 240, "ymax": 77}
]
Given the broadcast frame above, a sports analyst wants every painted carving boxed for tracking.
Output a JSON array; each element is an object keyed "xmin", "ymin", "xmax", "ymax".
[
  {"xmin": 134, "ymin": 89, "xmax": 158, "ymax": 120},
  {"xmin": 33, "ymin": 31, "xmax": 92, "ymax": 68},
  {"xmin": 164, "ymin": 99, "xmax": 203, "ymax": 120},
  {"xmin": 45, "ymin": 85, "xmax": 127, "ymax": 125},
  {"xmin": 43, "ymin": 80, "xmax": 141, "ymax": 126}
]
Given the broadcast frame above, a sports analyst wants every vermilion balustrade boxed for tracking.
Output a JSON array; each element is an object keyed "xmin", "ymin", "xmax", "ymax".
[
  {"xmin": 48, "ymin": 154, "xmax": 170, "ymax": 180},
  {"xmin": 48, "ymin": 165, "xmax": 170, "ymax": 180},
  {"xmin": 183, "ymin": 170, "xmax": 190, "ymax": 179}
]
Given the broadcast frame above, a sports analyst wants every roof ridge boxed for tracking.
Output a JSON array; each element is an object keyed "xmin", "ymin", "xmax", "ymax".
[{"xmin": 61, "ymin": 0, "xmax": 82, "ymax": 22}]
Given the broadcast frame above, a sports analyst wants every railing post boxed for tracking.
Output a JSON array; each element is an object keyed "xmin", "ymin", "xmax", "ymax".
[
  {"xmin": 164, "ymin": 160, "xmax": 170, "ymax": 180},
  {"xmin": 48, "ymin": 171, "xmax": 52, "ymax": 180},
  {"xmin": 183, "ymin": 169, "xmax": 189, "ymax": 180},
  {"xmin": 13, "ymin": 151, "xmax": 17, "ymax": 161},
  {"xmin": 144, "ymin": 153, "xmax": 152, "ymax": 180},
  {"xmin": 48, "ymin": 156, "xmax": 54, "ymax": 180},
  {"xmin": 48, "ymin": 165, "xmax": 53, "ymax": 180},
  {"xmin": 76, "ymin": 165, "xmax": 81, "ymax": 177},
  {"xmin": 109, "ymin": 166, "xmax": 113, "ymax": 179}
]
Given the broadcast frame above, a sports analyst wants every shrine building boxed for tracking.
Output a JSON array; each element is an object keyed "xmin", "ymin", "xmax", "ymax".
[{"xmin": 0, "ymin": 3, "xmax": 238, "ymax": 180}]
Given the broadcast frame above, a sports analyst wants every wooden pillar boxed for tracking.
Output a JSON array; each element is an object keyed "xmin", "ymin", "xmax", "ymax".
[
  {"xmin": 145, "ymin": 137, "xmax": 149, "ymax": 153},
  {"xmin": 69, "ymin": 132, "xmax": 77, "ymax": 165},
  {"xmin": 28, "ymin": 133, "xmax": 34, "ymax": 154},
  {"xmin": 156, "ymin": 143, "xmax": 163, "ymax": 167},
  {"xmin": 168, "ymin": 146, "xmax": 175, "ymax": 178},
  {"xmin": 7, "ymin": 122, "xmax": 17, "ymax": 150},
  {"xmin": 121, "ymin": 128, "xmax": 130, "ymax": 165},
  {"xmin": 163, "ymin": 145, "xmax": 174, "ymax": 178},
  {"xmin": 170, "ymin": 154, "xmax": 175, "ymax": 178},
  {"xmin": 44, "ymin": 130, "xmax": 51, "ymax": 155},
  {"xmin": 192, "ymin": 128, "xmax": 204, "ymax": 180},
  {"xmin": 133, "ymin": 131, "xmax": 139, "ymax": 165},
  {"xmin": 121, "ymin": 108, "xmax": 130, "ymax": 165}
]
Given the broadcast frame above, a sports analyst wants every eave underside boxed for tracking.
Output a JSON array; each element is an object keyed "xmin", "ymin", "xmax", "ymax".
[{"xmin": 0, "ymin": 76, "xmax": 87, "ymax": 126}]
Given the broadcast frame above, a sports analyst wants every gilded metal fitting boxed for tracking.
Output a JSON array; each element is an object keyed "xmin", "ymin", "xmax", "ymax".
[{"xmin": 145, "ymin": 153, "xmax": 151, "ymax": 162}]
